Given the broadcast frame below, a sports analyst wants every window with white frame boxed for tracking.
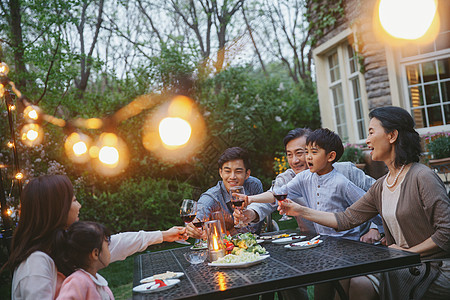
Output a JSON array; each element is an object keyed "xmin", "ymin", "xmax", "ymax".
[
  {"xmin": 401, "ymin": 12, "xmax": 450, "ymax": 131},
  {"xmin": 326, "ymin": 43, "xmax": 366, "ymax": 142}
]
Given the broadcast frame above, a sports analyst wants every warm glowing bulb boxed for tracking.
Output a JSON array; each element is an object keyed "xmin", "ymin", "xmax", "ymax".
[
  {"xmin": 15, "ymin": 172, "xmax": 24, "ymax": 180},
  {"xmin": 159, "ymin": 117, "xmax": 192, "ymax": 147},
  {"xmin": 9, "ymin": 104, "xmax": 16, "ymax": 111},
  {"xmin": 73, "ymin": 141, "xmax": 88, "ymax": 156},
  {"xmin": 99, "ymin": 146, "xmax": 119, "ymax": 165},
  {"xmin": 378, "ymin": 0, "xmax": 437, "ymax": 40},
  {"xmin": 6, "ymin": 209, "xmax": 12, "ymax": 216},
  {"xmin": 26, "ymin": 129, "xmax": 38, "ymax": 141},
  {"xmin": 7, "ymin": 141, "xmax": 14, "ymax": 148},
  {"xmin": 28, "ymin": 109, "xmax": 38, "ymax": 120},
  {"xmin": 0, "ymin": 62, "xmax": 9, "ymax": 76}
]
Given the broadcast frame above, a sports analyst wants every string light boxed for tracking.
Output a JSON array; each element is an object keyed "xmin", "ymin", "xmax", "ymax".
[
  {"xmin": 0, "ymin": 62, "xmax": 9, "ymax": 76},
  {"xmin": 6, "ymin": 209, "xmax": 12, "ymax": 216},
  {"xmin": 7, "ymin": 141, "xmax": 14, "ymax": 148},
  {"xmin": 9, "ymin": 104, "xmax": 15, "ymax": 111},
  {"xmin": 15, "ymin": 172, "xmax": 24, "ymax": 180},
  {"xmin": 64, "ymin": 132, "xmax": 92, "ymax": 164},
  {"xmin": 0, "ymin": 83, "xmax": 4, "ymax": 97},
  {"xmin": 91, "ymin": 132, "xmax": 129, "ymax": 177},
  {"xmin": 20, "ymin": 123, "xmax": 44, "ymax": 147},
  {"xmin": 159, "ymin": 117, "xmax": 192, "ymax": 147},
  {"xmin": 23, "ymin": 105, "xmax": 40, "ymax": 121}
]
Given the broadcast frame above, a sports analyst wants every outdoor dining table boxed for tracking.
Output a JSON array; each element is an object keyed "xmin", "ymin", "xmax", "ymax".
[{"xmin": 132, "ymin": 235, "xmax": 420, "ymax": 299}]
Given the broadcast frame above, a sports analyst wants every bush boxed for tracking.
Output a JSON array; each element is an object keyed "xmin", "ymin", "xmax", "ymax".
[
  {"xmin": 339, "ymin": 145, "xmax": 365, "ymax": 164},
  {"xmin": 427, "ymin": 134, "xmax": 450, "ymax": 159},
  {"xmin": 78, "ymin": 177, "xmax": 195, "ymax": 233}
]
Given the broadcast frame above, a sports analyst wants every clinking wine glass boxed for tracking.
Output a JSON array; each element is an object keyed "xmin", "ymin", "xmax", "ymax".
[
  {"xmin": 192, "ymin": 207, "xmax": 208, "ymax": 246},
  {"xmin": 272, "ymin": 180, "xmax": 291, "ymax": 221},
  {"xmin": 179, "ymin": 199, "xmax": 197, "ymax": 245},
  {"xmin": 229, "ymin": 185, "xmax": 246, "ymax": 228}
]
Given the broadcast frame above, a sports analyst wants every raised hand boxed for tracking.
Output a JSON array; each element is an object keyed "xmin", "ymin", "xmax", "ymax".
[
  {"xmin": 277, "ymin": 199, "xmax": 302, "ymax": 216},
  {"xmin": 162, "ymin": 226, "xmax": 188, "ymax": 242}
]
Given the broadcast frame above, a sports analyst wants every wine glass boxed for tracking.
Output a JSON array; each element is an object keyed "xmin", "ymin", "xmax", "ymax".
[
  {"xmin": 192, "ymin": 207, "xmax": 208, "ymax": 247},
  {"xmin": 178, "ymin": 199, "xmax": 197, "ymax": 245},
  {"xmin": 272, "ymin": 180, "xmax": 291, "ymax": 221},
  {"xmin": 229, "ymin": 185, "xmax": 246, "ymax": 228}
]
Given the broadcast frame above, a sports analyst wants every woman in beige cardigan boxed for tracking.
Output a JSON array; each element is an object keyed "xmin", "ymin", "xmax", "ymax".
[{"xmin": 279, "ymin": 106, "xmax": 450, "ymax": 300}]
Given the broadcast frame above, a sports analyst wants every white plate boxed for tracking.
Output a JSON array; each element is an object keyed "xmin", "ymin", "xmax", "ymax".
[
  {"xmin": 133, "ymin": 279, "xmax": 180, "ymax": 293},
  {"xmin": 272, "ymin": 236, "xmax": 306, "ymax": 245},
  {"xmin": 284, "ymin": 239, "xmax": 323, "ymax": 250},
  {"xmin": 175, "ymin": 240, "xmax": 191, "ymax": 245},
  {"xmin": 140, "ymin": 272, "xmax": 184, "ymax": 284},
  {"xmin": 259, "ymin": 233, "xmax": 296, "ymax": 240},
  {"xmin": 256, "ymin": 239, "xmax": 264, "ymax": 244},
  {"xmin": 208, "ymin": 254, "xmax": 270, "ymax": 268}
]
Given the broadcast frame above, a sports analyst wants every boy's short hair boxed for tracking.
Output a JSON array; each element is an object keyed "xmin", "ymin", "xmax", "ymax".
[
  {"xmin": 218, "ymin": 147, "xmax": 251, "ymax": 170},
  {"xmin": 306, "ymin": 128, "xmax": 344, "ymax": 163}
]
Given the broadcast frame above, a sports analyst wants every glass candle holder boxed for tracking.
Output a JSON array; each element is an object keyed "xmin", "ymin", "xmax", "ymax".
[
  {"xmin": 205, "ymin": 220, "xmax": 226, "ymax": 262},
  {"xmin": 210, "ymin": 211, "xmax": 227, "ymax": 236}
]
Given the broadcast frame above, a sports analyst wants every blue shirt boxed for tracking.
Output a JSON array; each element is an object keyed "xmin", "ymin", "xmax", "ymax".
[
  {"xmin": 197, "ymin": 176, "xmax": 263, "ymax": 234},
  {"xmin": 248, "ymin": 162, "xmax": 383, "ymax": 237},
  {"xmin": 287, "ymin": 168, "xmax": 366, "ymax": 240}
]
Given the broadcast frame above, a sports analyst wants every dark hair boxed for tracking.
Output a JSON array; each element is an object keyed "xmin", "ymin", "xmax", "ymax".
[
  {"xmin": 54, "ymin": 221, "xmax": 111, "ymax": 277},
  {"xmin": 217, "ymin": 147, "xmax": 251, "ymax": 170},
  {"xmin": 283, "ymin": 128, "xmax": 312, "ymax": 148},
  {"xmin": 369, "ymin": 106, "xmax": 421, "ymax": 167},
  {"xmin": 306, "ymin": 128, "xmax": 344, "ymax": 163},
  {"xmin": 4, "ymin": 175, "xmax": 74, "ymax": 272}
]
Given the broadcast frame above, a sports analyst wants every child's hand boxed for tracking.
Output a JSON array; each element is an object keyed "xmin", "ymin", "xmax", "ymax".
[
  {"xmin": 277, "ymin": 199, "xmax": 302, "ymax": 216},
  {"xmin": 162, "ymin": 226, "xmax": 188, "ymax": 242}
]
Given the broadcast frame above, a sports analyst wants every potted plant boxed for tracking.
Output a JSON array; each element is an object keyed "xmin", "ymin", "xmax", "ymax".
[
  {"xmin": 426, "ymin": 133, "xmax": 450, "ymax": 173},
  {"xmin": 339, "ymin": 144, "xmax": 366, "ymax": 169}
]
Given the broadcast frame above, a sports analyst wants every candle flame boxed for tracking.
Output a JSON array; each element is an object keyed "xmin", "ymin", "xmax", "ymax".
[{"xmin": 213, "ymin": 236, "xmax": 219, "ymax": 251}]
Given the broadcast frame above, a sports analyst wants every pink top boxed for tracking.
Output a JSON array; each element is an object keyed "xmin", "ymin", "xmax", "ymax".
[{"xmin": 56, "ymin": 270, "xmax": 114, "ymax": 300}]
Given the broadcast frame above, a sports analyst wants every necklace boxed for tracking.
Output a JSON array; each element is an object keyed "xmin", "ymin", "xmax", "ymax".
[{"xmin": 386, "ymin": 164, "xmax": 405, "ymax": 188}]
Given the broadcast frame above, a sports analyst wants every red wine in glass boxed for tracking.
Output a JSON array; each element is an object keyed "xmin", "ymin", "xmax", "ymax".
[
  {"xmin": 274, "ymin": 194, "xmax": 287, "ymax": 201},
  {"xmin": 181, "ymin": 214, "xmax": 196, "ymax": 223},
  {"xmin": 232, "ymin": 199, "xmax": 245, "ymax": 208},
  {"xmin": 192, "ymin": 221, "xmax": 204, "ymax": 228}
]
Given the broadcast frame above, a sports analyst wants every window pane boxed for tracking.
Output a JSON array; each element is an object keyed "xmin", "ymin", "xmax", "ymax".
[
  {"xmin": 347, "ymin": 45, "xmax": 357, "ymax": 74},
  {"xmin": 422, "ymin": 61, "xmax": 437, "ymax": 82},
  {"xmin": 352, "ymin": 78, "xmax": 361, "ymax": 99},
  {"xmin": 441, "ymin": 81, "xmax": 450, "ymax": 102},
  {"xmin": 411, "ymin": 108, "xmax": 426, "ymax": 128},
  {"xmin": 409, "ymin": 85, "xmax": 424, "ymax": 106},
  {"xmin": 406, "ymin": 64, "xmax": 421, "ymax": 85},
  {"xmin": 427, "ymin": 105, "xmax": 444, "ymax": 126},
  {"xmin": 438, "ymin": 58, "xmax": 450, "ymax": 80},
  {"xmin": 424, "ymin": 83, "xmax": 440, "ymax": 104},
  {"xmin": 328, "ymin": 52, "xmax": 340, "ymax": 82},
  {"xmin": 332, "ymin": 85, "xmax": 344, "ymax": 105},
  {"xmin": 444, "ymin": 104, "xmax": 450, "ymax": 125},
  {"xmin": 357, "ymin": 120, "xmax": 365, "ymax": 140},
  {"xmin": 355, "ymin": 99, "xmax": 363, "ymax": 119}
]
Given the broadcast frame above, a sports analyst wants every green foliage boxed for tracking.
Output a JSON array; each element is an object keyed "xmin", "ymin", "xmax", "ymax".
[
  {"xmin": 339, "ymin": 144, "xmax": 365, "ymax": 164},
  {"xmin": 427, "ymin": 134, "xmax": 450, "ymax": 159},
  {"xmin": 306, "ymin": 0, "xmax": 345, "ymax": 46},
  {"xmin": 77, "ymin": 177, "xmax": 194, "ymax": 233}
]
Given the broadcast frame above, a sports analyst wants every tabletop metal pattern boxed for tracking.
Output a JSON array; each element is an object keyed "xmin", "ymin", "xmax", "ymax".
[{"xmin": 133, "ymin": 236, "xmax": 420, "ymax": 299}]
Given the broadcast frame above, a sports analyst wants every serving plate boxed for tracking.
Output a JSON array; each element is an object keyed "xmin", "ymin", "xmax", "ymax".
[
  {"xmin": 140, "ymin": 272, "xmax": 184, "ymax": 284},
  {"xmin": 272, "ymin": 236, "xmax": 306, "ymax": 245},
  {"xmin": 208, "ymin": 254, "xmax": 270, "ymax": 268},
  {"xmin": 284, "ymin": 239, "xmax": 323, "ymax": 250},
  {"xmin": 133, "ymin": 279, "xmax": 180, "ymax": 293}
]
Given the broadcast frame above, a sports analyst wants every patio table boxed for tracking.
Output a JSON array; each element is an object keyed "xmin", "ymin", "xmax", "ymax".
[{"xmin": 132, "ymin": 235, "xmax": 420, "ymax": 299}]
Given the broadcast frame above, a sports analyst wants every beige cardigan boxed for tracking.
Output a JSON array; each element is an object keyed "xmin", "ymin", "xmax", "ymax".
[{"xmin": 335, "ymin": 163, "xmax": 450, "ymax": 258}]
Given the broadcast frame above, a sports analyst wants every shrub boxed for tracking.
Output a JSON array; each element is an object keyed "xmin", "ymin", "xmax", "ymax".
[
  {"xmin": 427, "ymin": 133, "xmax": 450, "ymax": 159},
  {"xmin": 339, "ymin": 145, "xmax": 365, "ymax": 164},
  {"xmin": 78, "ymin": 177, "xmax": 195, "ymax": 233}
]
